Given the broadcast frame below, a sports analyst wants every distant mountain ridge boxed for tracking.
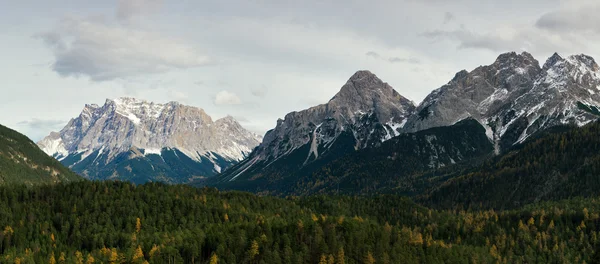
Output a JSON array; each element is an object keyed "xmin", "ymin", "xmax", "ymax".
[
  {"xmin": 216, "ymin": 70, "xmax": 416, "ymax": 183},
  {"xmin": 38, "ymin": 97, "xmax": 261, "ymax": 184},
  {"xmin": 403, "ymin": 52, "xmax": 600, "ymax": 152},
  {"xmin": 212, "ymin": 51, "xmax": 600, "ymax": 196},
  {"xmin": 0, "ymin": 123, "xmax": 80, "ymax": 185}
]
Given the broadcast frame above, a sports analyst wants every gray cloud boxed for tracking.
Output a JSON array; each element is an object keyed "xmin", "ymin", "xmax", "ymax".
[
  {"xmin": 367, "ymin": 51, "xmax": 420, "ymax": 64},
  {"xmin": 422, "ymin": 29, "xmax": 510, "ymax": 51},
  {"xmin": 365, "ymin": 51, "xmax": 381, "ymax": 59},
  {"xmin": 38, "ymin": 16, "xmax": 213, "ymax": 81},
  {"xmin": 443, "ymin": 12, "xmax": 455, "ymax": 24},
  {"xmin": 421, "ymin": 26, "xmax": 582, "ymax": 54},
  {"xmin": 389, "ymin": 57, "xmax": 421, "ymax": 64},
  {"xmin": 17, "ymin": 118, "xmax": 68, "ymax": 141},
  {"xmin": 251, "ymin": 85, "xmax": 268, "ymax": 98},
  {"xmin": 536, "ymin": 4, "xmax": 600, "ymax": 33},
  {"xmin": 17, "ymin": 118, "xmax": 67, "ymax": 131},
  {"xmin": 116, "ymin": 0, "xmax": 163, "ymax": 21}
]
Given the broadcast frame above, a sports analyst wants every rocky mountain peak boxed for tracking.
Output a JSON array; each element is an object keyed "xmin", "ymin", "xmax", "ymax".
[
  {"xmin": 451, "ymin": 70, "xmax": 469, "ymax": 82},
  {"xmin": 402, "ymin": 50, "xmax": 542, "ymax": 134},
  {"xmin": 225, "ymin": 71, "xmax": 415, "ymax": 180},
  {"xmin": 216, "ymin": 115, "xmax": 237, "ymax": 123},
  {"xmin": 347, "ymin": 70, "xmax": 378, "ymax": 82},
  {"xmin": 543, "ymin": 52, "xmax": 563, "ymax": 71},
  {"xmin": 330, "ymin": 70, "xmax": 385, "ymax": 100},
  {"xmin": 492, "ymin": 51, "xmax": 540, "ymax": 77},
  {"xmin": 38, "ymin": 97, "xmax": 261, "ymax": 183},
  {"xmin": 567, "ymin": 54, "xmax": 599, "ymax": 71},
  {"xmin": 495, "ymin": 51, "xmax": 535, "ymax": 62},
  {"xmin": 328, "ymin": 70, "xmax": 415, "ymax": 123}
]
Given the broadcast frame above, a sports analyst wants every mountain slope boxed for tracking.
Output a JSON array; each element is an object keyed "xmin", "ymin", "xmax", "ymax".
[
  {"xmin": 38, "ymin": 98, "xmax": 261, "ymax": 184},
  {"xmin": 0, "ymin": 124, "xmax": 80, "ymax": 185},
  {"xmin": 403, "ymin": 52, "xmax": 600, "ymax": 152},
  {"xmin": 422, "ymin": 121, "xmax": 600, "ymax": 210},
  {"xmin": 211, "ymin": 119, "xmax": 493, "ymax": 195},
  {"xmin": 212, "ymin": 70, "xmax": 416, "ymax": 185}
]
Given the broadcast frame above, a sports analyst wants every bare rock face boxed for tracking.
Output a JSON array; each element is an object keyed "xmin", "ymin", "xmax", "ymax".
[
  {"xmin": 37, "ymin": 98, "xmax": 261, "ymax": 183},
  {"xmin": 218, "ymin": 70, "xmax": 416, "ymax": 181},
  {"xmin": 403, "ymin": 52, "xmax": 541, "ymax": 134},
  {"xmin": 403, "ymin": 52, "xmax": 600, "ymax": 152},
  {"xmin": 491, "ymin": 53, "xmax": 600, "ymax": 149},
  {"xmin": 257, "ymin": 70, "xmax": 415, "ymax": 160}
]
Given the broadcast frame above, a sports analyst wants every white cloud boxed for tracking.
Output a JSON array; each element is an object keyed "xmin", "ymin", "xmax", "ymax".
[
  {"xmin": 37, "ymin": 16, "xmax": 213, "ymax": 81},
  {"xmin": 214, "ymin": 90, "xmax": 242, "ymax": 105}
]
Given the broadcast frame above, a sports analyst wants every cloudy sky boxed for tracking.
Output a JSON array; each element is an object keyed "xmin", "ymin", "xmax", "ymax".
[{"xmin": 1, "ymin": 0, "xmax": 599, "ymax": 141}]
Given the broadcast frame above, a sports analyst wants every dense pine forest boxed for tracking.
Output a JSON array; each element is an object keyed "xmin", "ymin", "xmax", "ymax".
[{"xmin": 2, "ymin": 181, "xmax": 600, "ymax": 263}]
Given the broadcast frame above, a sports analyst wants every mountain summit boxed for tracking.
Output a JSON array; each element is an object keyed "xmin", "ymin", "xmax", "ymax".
[
  {"xmin": 213, "ymin": 70, "xmax": 416, "ymax": 184},
  {"xmin": 38, "ymin": 97, "xmax": 261, "ymax": 183},
  {"xmin": 212, "ymin": 52, "xmax": 600, "ymax": 194},
  {"xmin": 403, "ymin": 51, "xmax": 600, "ymax": 152}
]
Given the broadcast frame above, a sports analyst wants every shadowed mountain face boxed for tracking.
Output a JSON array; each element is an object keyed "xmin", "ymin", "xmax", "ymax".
[
  {"xmin": 0, "ymin": 124, "xmax": 81, "ymax": 185},
  {"xmin": 211, "ymin": 52, "xmax": 600, "ymax": 198},
  {"xmin": 37, "ymin": 98, "xmax": 261, "ymax": 184},
  {"xmin": 213, "ymin": 70, "xmax": 416, "ymax": 184},
  {"xmin": 209, "ymin": 118, "xmax": 493, "ymax": 196}
]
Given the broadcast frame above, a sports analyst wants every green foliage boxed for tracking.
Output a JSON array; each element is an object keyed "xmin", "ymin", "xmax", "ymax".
[
  {"xmin": 68, "ymin": 148, "xmax": 235, "ymax": 184},
  {"xmin": 424, "ymin": 120, "xmax": 600, "ymax": 209},
  {"xmin": 1, "ymin": 181, "xmax": 600, "ymax": 263},
  {"xmin": 577, "ymin": 101, "xmax": 600, "ymax": 116},
  {"xmin": 0, "ymin": 124, "xmax": 81, "ymax": 186}
]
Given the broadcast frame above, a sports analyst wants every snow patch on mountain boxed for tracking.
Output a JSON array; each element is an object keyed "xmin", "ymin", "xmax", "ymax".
[{"xmin": 38, "ymin": 97, "xmax": 261, "ymax": 182}]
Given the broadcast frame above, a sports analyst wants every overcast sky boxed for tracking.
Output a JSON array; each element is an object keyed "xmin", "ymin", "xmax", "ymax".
[{"xmin": 2, "ymin": 0, "xmax": 600, "ymax": 141}]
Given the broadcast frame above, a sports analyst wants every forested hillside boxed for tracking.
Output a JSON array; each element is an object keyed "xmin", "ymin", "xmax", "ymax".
[
  {"xmin": 424, "ymin": 121, "xmax": 600, "ymax": 209},
  {"xmin": 0, "ymin": 124, "xmax": 80, "ymax": 185},
  {"xmin": 2, "ymin": 181, "xmax": 600, "ymax": 263}
]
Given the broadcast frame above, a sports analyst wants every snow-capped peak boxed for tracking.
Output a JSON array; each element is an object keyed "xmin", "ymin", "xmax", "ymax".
[{"xmin": 38, "ymin": 98, "xmax": 261, "ymax": 181}]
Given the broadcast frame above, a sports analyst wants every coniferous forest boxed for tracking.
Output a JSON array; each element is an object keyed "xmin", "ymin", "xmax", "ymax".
[{"xmin": 1, "ymin": 181, "xmax": 600, "ymax": 264}]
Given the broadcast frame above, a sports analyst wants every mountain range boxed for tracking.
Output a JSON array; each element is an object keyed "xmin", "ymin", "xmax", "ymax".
[
  {"xmin": 38, "ymin": 98, "xmax": 261, "ymax": 184},
  {"xmin": 6, "ymin": 50, "xmax": 597, "ymax": 207},
  {"xmin": 209, "ymin": 51, "xmax": 600, "ymax": 199}
]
